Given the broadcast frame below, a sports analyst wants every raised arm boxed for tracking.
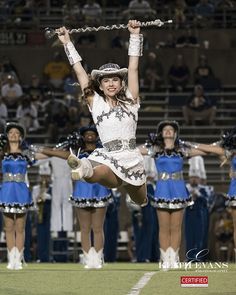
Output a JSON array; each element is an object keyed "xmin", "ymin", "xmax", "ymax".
[
  {"xmin": 56, "ymin": 27, "xmax": 89, "ymax": 94},
  {"xmin": 127, "ymin": 20, "xmax": 142, "ymax": 100}
]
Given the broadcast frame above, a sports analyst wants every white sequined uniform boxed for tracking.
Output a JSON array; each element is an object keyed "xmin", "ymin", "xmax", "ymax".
[{"xmin": 88, "ymin": 91, "xmax": 146, "ymax": 186}]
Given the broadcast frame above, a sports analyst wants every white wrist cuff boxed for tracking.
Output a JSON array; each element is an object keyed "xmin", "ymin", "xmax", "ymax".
[
  {"xmin": 128, "ymin": 34, "xmax": 143, "ymax": 57},
  {"xmin": 64, "ymin": 41, "xmax": 82, "ymax": 65}
]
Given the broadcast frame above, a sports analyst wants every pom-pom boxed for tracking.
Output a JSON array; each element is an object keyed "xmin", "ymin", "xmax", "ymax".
[
  {"xmin": 56, "ymin": 132, "xmax": 84, "ymax": 150},
  {"xmin": 147, "ymin": 132, "xmax": 158, "ymax": 145},
  {"xmin": 0, "ymin": 134, "xmax": 7, "ymax": 150},
  {"xmin": 221, "ymin": 127, "xmax": 236, "ymax": 150}
]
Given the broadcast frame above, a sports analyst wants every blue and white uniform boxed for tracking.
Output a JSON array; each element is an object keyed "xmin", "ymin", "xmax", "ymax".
[
  {"xmin": 69, "ymin": 151, "xmax": 112, "ymax": 208},
  {"xmin": 151, "ymin": 148, "xmax": 193, "ymax": 209},
  {"xmin": 227, "ymin": 156, "xmax": 236, "ymax": 207},
  {"xmin": 0, "ymin": 151, "xmax": 35, "ymax": 213}
]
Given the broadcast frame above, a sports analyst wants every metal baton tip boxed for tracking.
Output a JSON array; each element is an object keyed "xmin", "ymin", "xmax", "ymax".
[{"xmin": 44, "ymin": 27, "xmax": 56, "ymax": 39}]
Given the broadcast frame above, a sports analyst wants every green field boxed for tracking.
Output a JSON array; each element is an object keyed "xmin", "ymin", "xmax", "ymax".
[{"xmin": 0, "ymin": 263, "xmax": 235, "ymax": 295}]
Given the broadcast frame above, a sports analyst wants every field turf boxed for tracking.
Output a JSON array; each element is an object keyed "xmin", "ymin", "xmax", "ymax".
[{"xmin": 0, "ymin": 263, "xmax": 235, "ymax": 295}]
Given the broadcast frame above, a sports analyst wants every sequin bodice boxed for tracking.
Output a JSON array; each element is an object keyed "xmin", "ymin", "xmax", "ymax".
[{"xmin": 90, "ymin": 91, "xmax": 139, "ymax": 144}]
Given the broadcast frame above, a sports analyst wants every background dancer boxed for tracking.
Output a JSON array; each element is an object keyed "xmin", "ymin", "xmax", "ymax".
[
  {"xmin": 38, "ymin": 126, "xmax": 112, "ymax": 269},
  {"xmin": 69, "ymin": 126, "xmax": 112, "ymax": 269},
  {"xmin": 141, "ymin": 120, "xmax": 205, "ymax": 270},
  {"xmin": 0, "ymin": 122, "xmax": 47, "ymax": 270},
  {"xmin": 186, "ymin": 127, "xmax": 236, "ymax": 262}
]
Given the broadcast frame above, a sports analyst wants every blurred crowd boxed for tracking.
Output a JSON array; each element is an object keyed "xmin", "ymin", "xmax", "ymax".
[
  {"xmin": 0, "ymin": 47, "xmax": 221, "ymax": 140},
  {"xmin": 1, "ymin": 0, "xmax": 236, "ymax": 29}
]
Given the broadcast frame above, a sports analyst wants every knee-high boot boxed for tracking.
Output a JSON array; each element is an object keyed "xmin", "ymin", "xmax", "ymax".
[
  {"xmin": 159, "ymin": 248, "xmax": 170, "ymax": 271},
  {"xmin": 93, "ymin": 249, "xmax": 103, "ymax": 269},
  {"xmin": 6, "ymin": 247, "xmax": 15, "ymax": 270},
  {"xmin": 14, "ymin": 247, "xmax": 24, "ymax": 270},
  {"xmin": 169, "ymin": 247, "xmax": 180, "ymax": 269},
  {"xmin": 83, "ymin": 247, "xmax": 95, "ymax": 269}
]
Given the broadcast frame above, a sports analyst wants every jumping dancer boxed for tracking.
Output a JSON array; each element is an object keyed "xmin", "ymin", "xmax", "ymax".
[{"xmin": 56, "ymin": 20, "xmax": 147, "ymax": 206}]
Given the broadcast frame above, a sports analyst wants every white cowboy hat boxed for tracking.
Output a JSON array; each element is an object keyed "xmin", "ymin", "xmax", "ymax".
[{"xmin": 91, "ymin": 63, "xmax": 128, "ymax": 80}]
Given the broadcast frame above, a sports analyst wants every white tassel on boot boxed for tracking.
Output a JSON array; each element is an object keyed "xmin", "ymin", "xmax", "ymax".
[
  {"xmin": 83, "ymin": 247, "xmax": 95, "ymax": 269},
  {"xmin": 93, "ymin": 249, "xmax": 103, "ymax": 269},
  {"xmin": 7, "ymin": 247, "xmax": 15, "ymax": 270},
  {"xmin": 14, "ymin": 248, "xmax": 24, "ymax": 270},
  {"xmin": 159, "ymin": 248, "xmax": 170, "ymax": 271},
  {"xmin": 169, "ymin": 247, "xmax": 180, "ymax": 269}
]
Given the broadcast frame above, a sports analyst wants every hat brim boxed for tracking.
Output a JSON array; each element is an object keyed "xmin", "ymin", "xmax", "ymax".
[
  {"xmin": 91, "ymin": 68, "xmax": 128, "ymax": 80},
  {"xmin": 157, "ymin": 120, "xmax": 179, "ymax": 134},
  {"xmin": 5, "ymin": 122, "xmax": 25, "ymax": 138}
]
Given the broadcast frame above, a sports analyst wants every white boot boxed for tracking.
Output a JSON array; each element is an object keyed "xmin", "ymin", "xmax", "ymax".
[
  {"xmin": 7, "ymin": 248, "xmax": 15, "ymax": 270},
  {"xmin": 93, "ymin": 249, "xmax": 103, "ymax": 269},
  {"xmin": 83, "ymin": 248, "xmax": 95, "ymax": 269},
  {"xmin": 169, "ymin": 247, "xmax": 180, "ymax": 269},
  {"xmin": 14, "ymin": 248, "xmax": 23, "ymax": 270},
  {"xmin": 71, "ymin": 158, "xmax": 93, "ymax": 181},
  {"xmin": 159, "ymin": 248, "xmax": 170, "ymax": 271}
]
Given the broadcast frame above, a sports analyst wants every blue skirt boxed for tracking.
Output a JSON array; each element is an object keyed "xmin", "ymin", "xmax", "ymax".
[
  {"xmin": 151, "ymin": 179, "xmax": 193, "ymax": 209},
  {"xmin": 0, "ymin": 182, "xmax": 33, "ymax": 213},
  {"xmin": 69, "ymin": 181, "xmax": 112, "ymax": 208},
  {"xmin": 227, "ymin": 179, "xmax": 236, "ymax": 207}
]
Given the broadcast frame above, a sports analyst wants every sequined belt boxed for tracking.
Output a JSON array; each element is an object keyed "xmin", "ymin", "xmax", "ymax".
[
  {"xmin": 103, "ymin": 138, "xmax": 136, "ymax": 152},
  {"xmin": 3, "ymin": 173, "xmax": 25, "ymax": 183},
  {"xmin": 157, "ymin": 171, "xmax": 183, "ymax": 180}
]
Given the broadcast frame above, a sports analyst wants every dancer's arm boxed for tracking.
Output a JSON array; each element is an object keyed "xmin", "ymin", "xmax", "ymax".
[
  {"xmin": 56, "ymin": 27, "xmax": 92, "ymax": 104},
  {"xmin": 187, "ymin": 148, "xmax": 206, "ymax": 157},
  {"xmin": 30, "ymin": 146, "xmax": 70, "ymax": 160},
  {"xmin": 188, "ymin": 143, "xmax": 225, "ymax": 156},
  {"xmin": 34, "ymin": 153, "xmax": 49, "ymax": 160},
  {"xmin": 39, "ymin": 147, "xmax": 70, "ymax": 159},
  {"xmin": 127, "ymin": 20, "xmax": 142, "ymax": 101}
]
